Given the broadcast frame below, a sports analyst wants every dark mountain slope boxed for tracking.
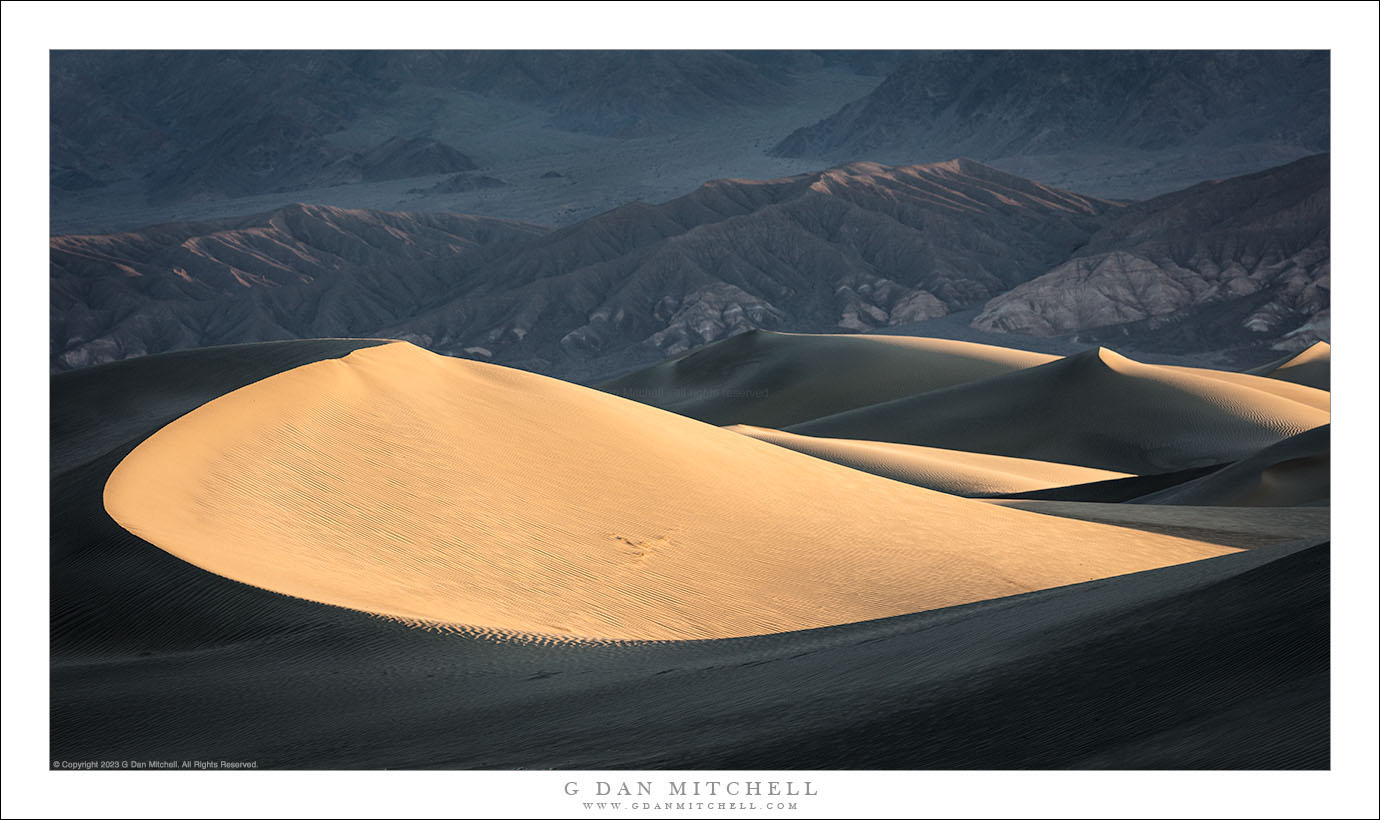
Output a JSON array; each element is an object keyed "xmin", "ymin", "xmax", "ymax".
[
  {"xmin": 50, "ymin": 157, "xmax": 1329, "ymax": 376},
  {"xmin": 50, "ymin": 204, "xmax": 548, "ymax": 370}
]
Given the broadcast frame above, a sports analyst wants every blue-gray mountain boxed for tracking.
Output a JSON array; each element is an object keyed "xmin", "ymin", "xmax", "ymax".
[
  {"xmin": 49, "ymin": 206, "xmax": 550, "ymax": 371},
  {"xmin": 773, "ymin": 51, "xmax": 1328, "ymax": 199},
  {"xmin": 50, "ymin": 50, "xmax": 897, "ymax": 207}
]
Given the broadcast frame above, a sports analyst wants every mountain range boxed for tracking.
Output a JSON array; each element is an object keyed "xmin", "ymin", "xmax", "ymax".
[
  {"xmin": 50, "ymin": 50, "xmax": 1328, "ymax": 237},
  {"xmin": 973, "ymin": 154, "xmax": 1330, "ymax": 354},
  {"xmin": 773, "ymin": 51, "xmax": 1329, "ymax": 199},
  {"xmin": 50, "ymin": 206, "xmax": 548, "ymax": 370},
  {"xmin": 50, "ymin": 50, "xmax": 897, "ymax": 211},
  {"xmin": 50, "ymin": 155, "xmax": 1330, "ymax": 376}
]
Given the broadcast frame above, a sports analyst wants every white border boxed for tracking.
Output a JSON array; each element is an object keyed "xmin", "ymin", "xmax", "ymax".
[{"xmin": 4, "ymin": 2, "xmax": 1377, "ymax": 818}]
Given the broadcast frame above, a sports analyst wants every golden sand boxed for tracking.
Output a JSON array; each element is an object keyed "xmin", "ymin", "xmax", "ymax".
[{"xmin": 107, "ymin": 342, "xmax": 1239, "ymax": 641}]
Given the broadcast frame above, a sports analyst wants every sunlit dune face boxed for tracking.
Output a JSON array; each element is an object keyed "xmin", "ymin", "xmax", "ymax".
[{"xmin": 105, "ymin": 343, "xmax": 1238, "ymax": 642}]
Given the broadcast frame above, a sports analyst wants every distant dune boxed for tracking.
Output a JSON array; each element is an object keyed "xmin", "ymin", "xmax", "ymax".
[
  {"xmin": 789, "ymin": 347, "xmax": 1328, "ymax": 474},
  {"xmin": 600, "ymin": 330, "xmax": 1054, "ymax": 427},
  {"xmin": 1248, "ymin": 341, "xmax": 1331, "ymax": 391},
  {"xmin": 726, "ymin": 425, "xmax": 1128, "ymax": 496},
  {"xmin": 104, "ymin": 342, "xmax": 1237, "ymax": 641}
]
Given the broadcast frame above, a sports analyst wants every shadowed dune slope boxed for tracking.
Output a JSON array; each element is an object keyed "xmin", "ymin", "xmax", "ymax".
[
  {"xmin": 676, "ymin": 541, "xmax": 1328, "ymax": 770},
  {"xmin": 987, "ymin": 500, "xmax": 1329, "ymax": 550},
  {"xmin": 599, "ymin": 329, "xmax": 1054, "ymax": 427},
  {"xmin": 105, "ymin": 342, "xmax": 1235, "ymax": 642},
  {"xmin": 789, "ymin": 347, "xmax": 1328, "ymax": 474},
  {"xmin": 726, "ymin": 425, "xmax": 1128, "ymax": 497},
  {"xmin": 1247, "ymin": 341, "xmax": 1331, "ymax": 391},
  {"xmin": 1131, "ymin": 425, "xmax": 1330, "ymax": 507}
]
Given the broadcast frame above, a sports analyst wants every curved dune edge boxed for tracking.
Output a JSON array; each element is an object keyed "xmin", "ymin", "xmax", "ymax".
[
  {"xmin": 725, "ymin": 424, "xmax": 1131, "ymax": 496},
  {"xmin": 106, "ymin": 342, "xmax": 1240, "ymax": 642}
]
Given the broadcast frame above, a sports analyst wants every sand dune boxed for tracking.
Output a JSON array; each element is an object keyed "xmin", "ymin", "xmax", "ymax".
[
  {"xmin": 55, "ymin": 339, "xmax": 1328, "ymax": 768},
  {"xmin": 1131, "ymin": 425, "xmax": 1330, "ymax": 507},
  {"xmin": 1247, "ymin": 341, "xmax": 1331, "ymax": 391},
  {"xmin": 600, "ymin": 329, "xmax": 1054, "ymax": 427},
  {"xmin": 105, "ymin": 342, "xmax": 1236, "ymax": 641},
  {"xmin": 789, "ymin": 347, "xmax": 1329, "ymax": 474},
  {"xmin": 988, "ymin": 500, "xmax": 1329, "ymax": 549},
  {"xmin": 725, "ymin": 424, "xmax": 1129, "ymax": 496}
]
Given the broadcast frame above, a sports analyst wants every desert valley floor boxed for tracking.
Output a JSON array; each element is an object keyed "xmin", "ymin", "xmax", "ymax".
[{"xmin": 49, "ymin": 332, "xmax": 1330, "ymax": 768}]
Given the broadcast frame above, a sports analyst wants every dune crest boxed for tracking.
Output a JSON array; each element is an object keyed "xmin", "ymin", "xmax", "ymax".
[
  {"xmin": 104, "ymin": 342, "xmax": 1239, "ymax": 641},
  {"xmin": 725, "ymin": 425, "xmax": 1129, "ymax": 496}
]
